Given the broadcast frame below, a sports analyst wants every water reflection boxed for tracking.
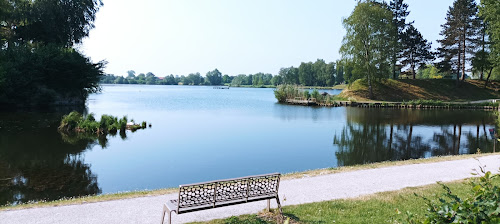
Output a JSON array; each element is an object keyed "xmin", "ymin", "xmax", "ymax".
[
  {"xmin": 0, "ymin": 86, "xmax": 498, "ymax": 206},
  {"xmin": 0, "ymin": 110, "xmax": 101, "ymax": 205},
  {"xmin": 334, "ymin": 108, "xmax": 495, "ymax": 166}
]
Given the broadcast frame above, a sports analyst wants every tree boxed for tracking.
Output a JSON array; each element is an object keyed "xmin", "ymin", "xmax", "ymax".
[
  {"xmin": 0, "ymin": 0, "xmax": 105, "ymax": 107},
  {"xmin": 222, "ymin": 74, "xmax": 231, "ymax": 84},
  {"xmin": 298, "ymin": 62, "xmax": 313, "ymax": 86},
  {"xmin": 325, "ymin": 62, "xmax": 336, "ymax": 86},
  {"xmin": 472, "ymin": 17, "xmax": 494, "ymax": 85},
  {"xmin": 335, "ymin": 60, "xmax": 345, "ymax": 84},
  {"xmin": 126, "ymin": 70, "xmax": 136, "ymax": 79},
  {"xmin": 389, "ymin": 0, "xmax": 411, "ymax": 79},
  {"xmin": 438, "ymin": 0, "xmax": 480, "ymax": 85},
  {"xmin": 186, "ymin": 72, "xmax": 202, "ymax": 85},
  {"xmin": 401, "ymin": 25, "xmax": 434, "ymax": 79},
  {"xmin": 17, "ymin": 0, "xmax": 103, "ymax": 47},
  {"xmin": 479, "ymin": 0, "xmax": 500, "ymax": 66},
  {"xmin": 312, "ymin": 59, "xmax": 326, "ymax": 86},
  {"xmin": 271, "ymin": 75, "xmax": 283, "ymax": 86},
  {"xmin": 340, "ymin": 0, "xmax": 394, "ymax": 99},
  {"xmin": 280, "ymin": 67, "xmax": 299, "ymax": 85},
  {"xmin": 206, "ymin": 69, "xmax": 222, "ymax": 85},
  {"xmin": 479, "ymin": 0, "xmax": 500, "ymax": 87}
]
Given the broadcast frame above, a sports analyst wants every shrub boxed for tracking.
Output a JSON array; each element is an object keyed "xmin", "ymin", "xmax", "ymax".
[
  {"xmin": 274, "ymin": 85, "xmax": 302, "ymax": 103},
  {"xmin": 303, "ymin": 90, "xmax": 311, "ymax": 100},
  {"xmin": 58, "ymin": 111, "xmax": 83, "ymax": 131},
  {"xmin": 311, "ymin": 89, "xmax": 320, "ymax": 100},
  {"xmin": 58, "ymin": 111, "xmax": 145, "ymax": 135},
  {"xmin": 403, "ymin": 168, "xmax": 500, "ymax": 223},
  {"xmin": 274, "ymin": 85, "xmax": 288, "ymax": 103}
]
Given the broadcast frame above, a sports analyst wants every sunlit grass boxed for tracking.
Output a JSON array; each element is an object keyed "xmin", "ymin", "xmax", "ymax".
[{"xmin": 196, "ymin": 177, "xmax": 500, "ymax": 224}]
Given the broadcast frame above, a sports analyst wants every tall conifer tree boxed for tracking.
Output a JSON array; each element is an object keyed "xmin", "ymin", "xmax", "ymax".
[
  {"xmin": 401, "ymin": 25, "xmax": 434, "ymax": 79},
  {"xmin": 389, "ymin": 0, "xmax": 411, "ymax": 79},
  {"xmin": 438, "ymin": 0, "xmax": 480, "ymax": 85}
]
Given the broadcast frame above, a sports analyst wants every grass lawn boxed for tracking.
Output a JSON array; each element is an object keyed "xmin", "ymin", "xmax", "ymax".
[
  {"xmin": 194, "ymin": 176, "xmax": 500, "ymax": 224},
  {"xmin": 339, "ymin": 79, "xmax": 500, "ymax": 102}
]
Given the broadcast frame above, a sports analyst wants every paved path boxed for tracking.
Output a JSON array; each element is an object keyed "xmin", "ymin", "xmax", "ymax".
[{"xmin": 1, "ymin": 155, "xmax": 499, "ymax": 224}]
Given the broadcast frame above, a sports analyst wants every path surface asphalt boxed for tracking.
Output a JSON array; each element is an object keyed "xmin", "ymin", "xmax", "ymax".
[{"xmin": 1, "ymin": 155, "xmax": 499, "ymax": 224}]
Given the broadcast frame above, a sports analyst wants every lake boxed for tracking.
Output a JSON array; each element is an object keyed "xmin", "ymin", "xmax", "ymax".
[{"xmin": 0, "ymin": 84, "xmax": 496, "ymax": 205}]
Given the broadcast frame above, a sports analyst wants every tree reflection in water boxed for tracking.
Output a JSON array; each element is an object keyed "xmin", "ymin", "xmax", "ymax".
[
  {"xmin": 334, "ymin": 108, "xmax": 496, "ymax": 167},
  {"xmin": 0, "ymin": 109, "xmax": 119, "ymax": 205}
]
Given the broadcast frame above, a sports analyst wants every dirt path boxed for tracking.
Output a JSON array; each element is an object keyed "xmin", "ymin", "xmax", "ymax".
[{"xmin": 1, "ymin": 155, "xmax": 499, "ymax": 224}]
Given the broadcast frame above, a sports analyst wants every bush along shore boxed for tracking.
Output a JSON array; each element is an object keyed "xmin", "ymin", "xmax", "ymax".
[
  {"xmin": 274, "ymin": 85, "xmax": 500, "ymax": 110},
  {"xmin": 58, "ymin": 111, "xmax": 148, "ymax": 135}
]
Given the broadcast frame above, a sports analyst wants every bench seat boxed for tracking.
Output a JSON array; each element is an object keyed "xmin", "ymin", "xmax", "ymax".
[{"xmin": 161, "ymin": 173, "xmax": 283, "ymax": 224}]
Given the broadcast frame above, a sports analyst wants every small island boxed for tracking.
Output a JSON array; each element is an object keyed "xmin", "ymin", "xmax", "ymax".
[{"xmin": 58, "ymin": 111, "xmax": 148, "ymax": 135}]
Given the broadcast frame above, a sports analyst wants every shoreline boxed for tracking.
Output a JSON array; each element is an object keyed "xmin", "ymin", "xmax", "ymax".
[
  {"xmin": 283, "ymin": 98, "xmax": 500, "ymax": 110},
  {"xmin": 2, "ymin": 152, "xmax": 499, "ymax": 211}
]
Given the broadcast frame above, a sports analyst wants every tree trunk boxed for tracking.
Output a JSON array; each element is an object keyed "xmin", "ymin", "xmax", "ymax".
[
  {"xmin": 461, "ymin": 33, "xmax": 466, "ymax": 81},
  {"xmin": 368, "ymin": 75, "xmax": 373, "ymax": 99},
  {"xmin": 411, "ymin": 64, "xmax": 416, "ymax": 79},
  {"xmin": 457, "ymin": 41, "xmax": 461, "ymax": 87},
  {"xmin": 457, "ymin": 124, "xmax": 462, "ymax": 154},
  {"xmin": 484, "ymin": 67, "xmax": 494, "ymax": 88},
  {"xmin": 480, "ymin": 29, "xmax": 486, "ymax": 80}
]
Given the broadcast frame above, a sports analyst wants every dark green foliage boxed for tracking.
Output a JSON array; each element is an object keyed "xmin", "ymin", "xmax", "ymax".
[
  {"xmin": 389, "ymin": 0, "xmax": 411, "ymax": 79},
  {"xmin": 281, "ymin": 59, "xmax": 336, "ymax": 86},
  {"xmin": 19, "ymin": 0, "xmax": 103, "ymax": 47},
  {"xmin": 0, "ymin": 45, "xmax": 104, "ymax": 106},
  {"xmin": 311, "ymin": 89, "xmax": 320, "ymax": 100},
  {"xmin": 479, "ymin": 0, "xmax": 500, "ymax": 68},
  {"xmin": 0, "ymin": 0, "xmax": 104, "ymax": 107},
  {"xmin": 206, "ymin": 69, "xmax": 222, "ymax": 85},
  {"xmin": 437, "ymin": 0, "xmax": 480, "ymax": 83},
  {"xmin": 340, "ymin": 0, "xmax": 394, "ymax": 99},
  {"xmin": 58, "ymin": 111, "xmax": 83, "ymax": 131},
  {"xmin": 401, "ymin": 25, "xmax": 435, "ymax": 79},
  {"xmin": 404, "ymin": 170, "xmax": 500, "ymax": 223},
  {"xmin": 58, "ymin": 111, "xmax": 144, "ymax": 135},
  {"xmin": 273, "ymin": 85, "xmax": 300, "ymax": 103}
]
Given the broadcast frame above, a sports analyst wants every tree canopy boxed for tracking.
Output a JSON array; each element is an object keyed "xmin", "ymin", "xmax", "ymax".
[
  {"xmin": 340, "ymin": 0, "xmax": 394, "ymax": 99},
  {"xmin": 0, "ymin": 0, "xmax": 104, "ymax": 107}
]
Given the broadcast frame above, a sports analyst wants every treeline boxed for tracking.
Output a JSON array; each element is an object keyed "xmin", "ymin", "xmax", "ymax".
[
  {"xmin": 0, "ymin": 0, "xmax": 104, "ymax": 107},
  {"xmin": 103, "ymin": 59, "xmax": 353, "ymax": 87},
  {"xmin": 101, "ymin": 69, "xmax": 229, "ymax": 86},
  {"xmin": 339, "ymin": 0, "xmax": 500, "ymax": 99}
]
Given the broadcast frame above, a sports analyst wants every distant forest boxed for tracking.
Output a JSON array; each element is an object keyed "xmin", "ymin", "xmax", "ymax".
[{"xmin": 102, "ymin": 59, "xmax": 347, "ymax": 87}]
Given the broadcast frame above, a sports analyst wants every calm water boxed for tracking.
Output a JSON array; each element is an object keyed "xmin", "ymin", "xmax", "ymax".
[{"xmin": 0, "ymin": 85, "xmax": 496, "ymax": 205}]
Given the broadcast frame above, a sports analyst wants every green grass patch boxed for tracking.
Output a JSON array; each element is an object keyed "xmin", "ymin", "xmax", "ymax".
[
  {"xmin": 196, "ymin": 176, "xmax": 500, "ymax": 224},
  {"xmin": 339, "ymin": 79, "xmax": 500, "ymax": 102}
]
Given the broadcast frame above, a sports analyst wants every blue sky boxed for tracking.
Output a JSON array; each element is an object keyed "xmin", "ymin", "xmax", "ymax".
[{"xmin": 81, "ymin": 0, "xmax": 464, "ymax": 77}]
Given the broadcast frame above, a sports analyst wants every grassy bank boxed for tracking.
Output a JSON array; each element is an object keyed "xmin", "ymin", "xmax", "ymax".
[
  {"xmin": 338, "ymin": 79, "xmax": 500, "ymax": 102},
  {"xmin": 1, "ymin": 153, "xmax": 498, "ymax": 211},
  {"xmin": 194, "ymin": 176, "xmax": 500, "ymax": 224},
  {"xmin": 227, "ymin": 84, "xmax": 346, "ymax": 90}
]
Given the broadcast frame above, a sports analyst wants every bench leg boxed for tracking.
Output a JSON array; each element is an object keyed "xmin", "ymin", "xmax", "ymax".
[
  {"xmin": 276, "ymin": 195, "xmax": 284, "ymax": 223},
  {"xmin": 161, "ymin": 204, "xmax": 173, "ymax": 224},
  {"xmin": 267, "ymin": 199, "xmax": 271, "ymax": 212}
]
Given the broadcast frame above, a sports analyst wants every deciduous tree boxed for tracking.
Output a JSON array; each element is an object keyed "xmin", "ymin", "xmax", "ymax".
[{"xmin": 340, "ymin": 0, "xmax": 393, "ymax": 99}]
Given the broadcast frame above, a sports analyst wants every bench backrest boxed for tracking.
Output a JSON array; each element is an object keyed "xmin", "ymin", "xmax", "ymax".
[{"xmin": 177, "ymin": 173, "xmax": 280, "ymax": 211}]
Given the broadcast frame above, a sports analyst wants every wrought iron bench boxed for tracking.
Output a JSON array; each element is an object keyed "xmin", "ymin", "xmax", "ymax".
[{"xmin": 160, "ymin": 173, "xmax": 283, "ymax": 224}]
